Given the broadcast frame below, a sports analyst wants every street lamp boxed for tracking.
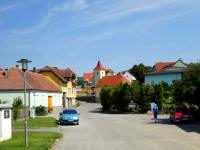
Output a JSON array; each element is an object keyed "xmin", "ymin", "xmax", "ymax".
[{"xmin": 17, "ymin": 58, "xmax": 31, "ymax": 147}]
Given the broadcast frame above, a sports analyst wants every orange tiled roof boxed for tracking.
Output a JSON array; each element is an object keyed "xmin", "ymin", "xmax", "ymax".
[
  {"xmin": 96, "ymin": 75, "xmax": 131, "ymax": 87},
  {"xmin": 0, "ymin": 68, "xmax": 61, "ymax": 92},
  {"xmin": 154, "ymin": 62, "xmax": 176, "ymax": 72},
  {"xmin": 83, "ymin": 73, "xmax": 92, "ymax": 81},
  {"xmin": 93, "ymin": 61, "xmax": 105, "ymax": 70},
  {"xmin": 38, "ymin": 66, "xmax": 76, "ymax": 82}
]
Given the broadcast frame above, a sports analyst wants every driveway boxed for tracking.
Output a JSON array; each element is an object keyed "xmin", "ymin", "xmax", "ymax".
[{"xmin": 51, "ymin": 102, "xmax": 200, "ymax": 150}]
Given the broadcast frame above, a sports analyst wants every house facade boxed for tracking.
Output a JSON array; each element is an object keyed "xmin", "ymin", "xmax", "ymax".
[
  {"xmin": 0, "ymin": 68, "xmax": 62, "ymax": 112},
  {"xmin": 145, "ymin": 59, "xmax": 187, "ymax": 85},
  {"xmin": 38, "ymin": 66, "xmax": 77, "ymax": 108}
]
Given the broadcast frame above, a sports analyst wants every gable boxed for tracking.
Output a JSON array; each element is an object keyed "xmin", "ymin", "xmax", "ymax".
[
  {"xmin": 173, "ymin": 60, "xmax": 187, "ymax": 68},
  {"xmin": 40, "ymin": 72, "xmax": 61, "ymax": 88}
]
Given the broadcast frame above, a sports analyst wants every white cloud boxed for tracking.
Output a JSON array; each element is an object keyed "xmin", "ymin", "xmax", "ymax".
[
  {"xmin": 15, "ymin": 0, "xmax": 89, "ymax": 34},
  {"xmin": 13, "ymin": 0, "xmax": 197, "ymax": 34},
  {"xmin": 0, "ymin": 3, "xmax": 22, "ymax": 13},
  {"xmin": 87, "ymin": 0, "xmax": 182, "ymax": 24}
]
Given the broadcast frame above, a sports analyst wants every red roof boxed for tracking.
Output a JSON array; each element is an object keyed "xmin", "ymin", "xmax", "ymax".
[
  {"xmin": 0, "ymin": 68, "xmax": 61, "ymax": 92},
  {"xmin": 38, "ymin": 66, "xmax": 76, "ymax": 82},
  {"xmin": 96, "ymin": 75, "xmax": 131, "ymax": 87},
  {"xmin": 93, "ymin": 61, "xmax": 105, "ymax": 70},
  {"xmin": 154, "ymin": 62, "xmax": 176, "ymax": 72},
  {"xmin": 83, "ymin": 73, "xmax": 92, "ymax": 81}
]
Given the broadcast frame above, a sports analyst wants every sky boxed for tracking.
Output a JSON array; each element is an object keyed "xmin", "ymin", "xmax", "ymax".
[{"xmin": 0, "ymin": 0, "xmax": 200, "ymax": 76}]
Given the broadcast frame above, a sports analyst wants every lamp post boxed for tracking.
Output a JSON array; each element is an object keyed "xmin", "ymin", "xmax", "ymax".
[{"xmin": 17, "ymin": 59, "xmax": 31, "ymax": 147}]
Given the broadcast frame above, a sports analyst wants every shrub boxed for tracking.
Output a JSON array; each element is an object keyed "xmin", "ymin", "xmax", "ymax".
[
  {"xmin": 112, "ymin": 83, "xmax": 130, "ymax": 112},
  {"xmin": 12, "ymin": 97, "xmax": 24, "ymax": 121},
  {"xmin": 35, "ymin": 105, "xmax": 48, "ymax": 116},
  {"xmin": 13, "ymin": 97, "xmax": 24, "ymax": 109},
  {"xmin": 100, "ymin": 87, "xmax": 113, "ymax": 111}
]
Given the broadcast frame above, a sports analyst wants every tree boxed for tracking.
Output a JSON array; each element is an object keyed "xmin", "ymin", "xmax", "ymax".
[
  {"xmin": 112, "ymin": 83, "xmax": 130, "ymax": 112},
  {"xmin": 173, "ymin": 63, "xmax": 200, "ymax": 108},
  {"xmin": 129, "ymin": 63, "xmax": 152, "ymax": 83},
  {"xmin": 100, "ymin": 87, "xmax": 113, "ymax": 111}
]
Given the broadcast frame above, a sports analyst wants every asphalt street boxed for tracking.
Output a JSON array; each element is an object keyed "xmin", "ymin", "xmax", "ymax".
[{"xmin": 51, "ymin": 102, "xmax": 200, "ymax": 150}]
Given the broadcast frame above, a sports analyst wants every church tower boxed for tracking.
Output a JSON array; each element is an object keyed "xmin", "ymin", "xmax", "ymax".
[{"xmin": 92, "ymin": 60, "xmax": 106, "ymax": 87}]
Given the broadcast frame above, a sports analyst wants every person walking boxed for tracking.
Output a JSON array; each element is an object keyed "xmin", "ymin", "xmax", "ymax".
[{"xmin": 153, "ymin": 104, "xmax": 158, "ymax": 123}]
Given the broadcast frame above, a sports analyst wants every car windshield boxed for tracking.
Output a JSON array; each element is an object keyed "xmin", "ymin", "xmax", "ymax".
[{"xmin": 63, "ymin": 109, "xmax": 77, "ymax": 114}]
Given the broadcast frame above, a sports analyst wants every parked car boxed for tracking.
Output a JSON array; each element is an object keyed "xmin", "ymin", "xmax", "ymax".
[
  {"xmin": 170, "ymin": 103, "xmax": 193, "ymax": 124},
  {"xmin": 59, "ymin": 108, "xmax": 80, "ymax": 125}
]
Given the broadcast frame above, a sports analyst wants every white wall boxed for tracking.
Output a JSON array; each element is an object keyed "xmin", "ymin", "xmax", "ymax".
[
  {"xmin": 0, "ymin": 91, "xmax": 28, "ymax": 105},
  {"xmin": 0, "ymin": 109, "xmax": 12, "ymax": 142},
  {"xmin": 29, "ymin": 91, "xmax": 62, "ymax": 108},
  {"xmin": 93, "ymin": 70, "xmax": 105, "ymax": 86},
  {"xmin": 0, "ymin": 90, "xmax": 62, "ymax": 108}
]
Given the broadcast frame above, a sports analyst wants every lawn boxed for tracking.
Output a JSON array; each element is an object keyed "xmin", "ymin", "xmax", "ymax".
[
  {"xmin": 0, "ymin": 131, "xmax": 62, "ymax": 150},
  {"xmin": 13, "ymin": 117, "xmax": 58, "ymax": 128}
]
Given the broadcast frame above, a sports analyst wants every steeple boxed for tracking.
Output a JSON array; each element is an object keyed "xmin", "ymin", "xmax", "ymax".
[{"xmin": 93, "ymin": 60, "xmax": 105, "ymax": 71}]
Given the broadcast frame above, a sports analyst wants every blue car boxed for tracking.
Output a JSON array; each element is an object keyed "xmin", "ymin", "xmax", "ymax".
[{"xmin": 59, "ymin": 108, "xmax": 80, "ymax": 125}]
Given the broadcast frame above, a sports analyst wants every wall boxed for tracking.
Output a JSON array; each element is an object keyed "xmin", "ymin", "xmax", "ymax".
[
  {"xmin": 0, "ymin": 108, "xmax": 12, "ymax": 142},
  {"xmin": 29, "ymin": 91, "xmax": 62, "ymax": 108},
  {"xmin": 0, "ymin": 90, "xmax": 62, "ymax": 108},
  {"xmin": 0, "ymin": 91, "xmax": 28, "ymax": 105},
  {"xmin": 66, "ymin": 82, "xmax": 76, "ymax": 98},
  {"xmin": 174, "ymin": 60, "xmax": 187, "ymax": 68},
  {"xmin": 145, "ymin": 73, "xmax": 182, "ymax": 85},
  {"xmin": 41, "ymin": 72, "xmax": 61, "ymax": 89},
  {"xmin": 41, "ymin": 72, "xmax": 76, "ymax": 99},
  {"xmin": 95, "ymin": 87, "xmax": 101, "ymax": 103},
  {"xmin": 93, "ymin": 70, "xmax": 105, "ymax": 86}
]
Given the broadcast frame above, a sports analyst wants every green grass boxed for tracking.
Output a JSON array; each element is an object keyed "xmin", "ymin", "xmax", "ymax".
[
  {"xmin": 0, "ymin": 131, "xmax": 62, "ymax": 150},
  {"xmin": 13, "ymin": 117, "xmax": 57, "ymax": 129}
]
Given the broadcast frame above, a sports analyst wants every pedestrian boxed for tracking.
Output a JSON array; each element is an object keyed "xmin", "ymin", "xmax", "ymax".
[{"xmin": 153, "ymin": 104, "xmax": 158, "ymax": 123}]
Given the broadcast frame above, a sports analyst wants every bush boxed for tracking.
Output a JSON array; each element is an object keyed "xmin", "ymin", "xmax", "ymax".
[
  {"xmin": 100, "ymin": 87, "xmax": 113, "ymax": 111},
  {"xmin": 12, "ymin": 97, "xmax": 24, "ymax": 121},
  {"xmin": 36, "ymin": 105, "xmax": 48, "ymax": 116},
  {"xmin": 112, "ymin": 84, "xmax": 130, "ymax": 112}
]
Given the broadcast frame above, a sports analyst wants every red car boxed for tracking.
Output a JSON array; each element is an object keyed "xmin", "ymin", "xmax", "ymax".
[{"xmin": 170, "ymin": 103, "xmax": 193, "ymax": 124}]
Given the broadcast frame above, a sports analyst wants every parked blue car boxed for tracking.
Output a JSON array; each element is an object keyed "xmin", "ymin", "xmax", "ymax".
[{"xmin": 59, "ymin": 108, "xmax": 80, "ymax": 125}]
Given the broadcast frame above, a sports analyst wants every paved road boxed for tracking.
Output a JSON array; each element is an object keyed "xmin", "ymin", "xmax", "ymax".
[{"xmin": 51, "ymin": 102, "xmax": 200, "ymax": 150}]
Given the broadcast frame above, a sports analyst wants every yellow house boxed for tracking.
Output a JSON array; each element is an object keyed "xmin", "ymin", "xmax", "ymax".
[{"xmin": 38, "ymin": 66, "xmax": 77, "ymax": 108}]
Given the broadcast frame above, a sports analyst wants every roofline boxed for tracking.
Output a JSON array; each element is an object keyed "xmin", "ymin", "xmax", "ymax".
[
  {"xmin": 0, "ymin": 89, "xmax": 62, "ymax": 93},
  {"xmin": 39, "ymin": 69, "xmax": 68, "ymax": 83},
  {"xmin": 146, "ymin": 70, "xmax": 184, "ymax": 75}
]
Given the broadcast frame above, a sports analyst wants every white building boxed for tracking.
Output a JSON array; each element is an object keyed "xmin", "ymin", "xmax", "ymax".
[
  {"xmin": 0, "ymin": 68, "xmax": 62, "ymax": 112},
  {"xmin": 123, "ymin": 71, "xmax": 136, "ymax": 83}
]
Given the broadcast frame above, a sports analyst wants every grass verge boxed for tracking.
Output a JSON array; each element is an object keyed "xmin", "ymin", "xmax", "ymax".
[
  {"xmin": 0, "ymin": 131, "xmax": 62, "ymax": 150},
  {"xmin": 13, "ymin": 117, "xmax": 57, "ymax": 128}
]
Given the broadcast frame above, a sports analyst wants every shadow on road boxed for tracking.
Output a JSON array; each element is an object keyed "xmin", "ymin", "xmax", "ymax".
[
  {"xmin": 150, "ymin": 118, "xmax": 200, "ymax": 134},
  {"xmin": 89, "ymin": 107, "xmax": 131, "ymax": 114}
]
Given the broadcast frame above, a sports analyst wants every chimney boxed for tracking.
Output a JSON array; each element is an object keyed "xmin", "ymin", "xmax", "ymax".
[
  {"xmin": 33, "ymin": 67, "xmax": 36, "ymax": 72},
  {"xmin": 3, "ymin": 69, "xmax": 9, "ymax": 78}
]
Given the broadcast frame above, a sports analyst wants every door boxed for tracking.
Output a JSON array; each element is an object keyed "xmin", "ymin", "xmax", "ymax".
[{"xmin": 48, "ymin": 96, "xmax": 53, "ymax": 112}]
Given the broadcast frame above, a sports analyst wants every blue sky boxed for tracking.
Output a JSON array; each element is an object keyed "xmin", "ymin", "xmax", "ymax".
[{"xmin": 0, "ymin": 0, "xmax": 200, "ymax": 76}]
